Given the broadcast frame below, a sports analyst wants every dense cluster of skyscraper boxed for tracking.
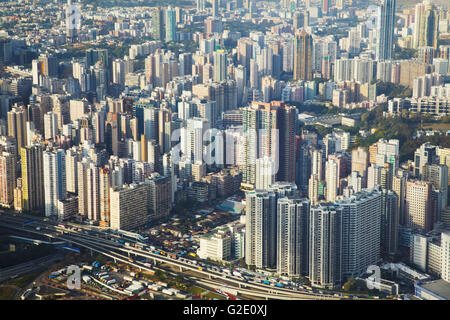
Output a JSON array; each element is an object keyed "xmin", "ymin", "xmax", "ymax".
[{"xmin": 0, "ymin": 0, "xmax": 449, "ymax": 288}]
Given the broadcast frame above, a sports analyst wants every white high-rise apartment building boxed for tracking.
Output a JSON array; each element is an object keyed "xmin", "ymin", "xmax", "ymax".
[
  {"xmin": 77, "ymin": 159, "xmax": 89, "ymax": 216},
  {"xmin": 112, "ymin": 59, "xmax": 125, "ymax": 85},
  {"xmin": 326, "ymin": 159, "xmax": 338, "ymax": 202},
  {"xmin": 312, "ymin": 37, "xmax": 337, "ymax": 73},
  {"xmin": 249, "ymin": 59, "xmax": 259, "ymax": 89},
  {"xmin": 348, "ymin": 171, "xmax": 363, "ymax": 194},
  {"xmin": 110, "ymin": 183, "xmax": 149, "ymax": 231},
  {"xmin": 245, "ymin": 190, "xmax": 277, "ymax": 269},
  {"xmin": 335, "ymin": 187, "xmax": 383, "ymax": 280},
  {"xmin": 277, "ymin": 197, "xmax": 310, "ymax": 277},
  {"xmin": 213, "ymin": 49, "xmax": 227, "ymax": 82},
  {"xmin": 65, "ymin": 147, "xmax": 80, "ymax": 194},
  {"xmin": 375, "ymin": 139, "xmax": 400, "ymax": 170},
  {"xmin": 72, "ymin": 61, "xmax": 86, "ymax": 82},
  {"xmin": 143, "ymin": 107, "xmax": 158, "ymax": 141},
  {"xmin": 309, "ymin": 203, "xmax": 343, "ymax": 289},
  {"xmin": 255, "ymin": 156, "xmax": 275, "ymax": 190},
  {"xmin": 352, "ymin": 58, "xmax": 375, "ymax": 84},
  {"xmin": 308, "ymin": 174, "xmax": 320, "ymax": 206},
  {"xmin": 411, "ymin": 234, "xmax": 428, "ymax": 271},
  {"xmin": 334, "ymin": 58, "xmax": 352, "ymax": 82},
  {"xmin": 87, "ymin": 162, "xmax": 100, "ymax": 221},
  {"xmin": 406, "ymin": 180, "xmax": 433, "ymax": 232},
  {"xmin": 182, "ymin": 117, "xmax": 209, "ymax": 164},
  {"xmin": 311, "ymin": 149, "xmax": 323, "ymax": 181},
  {"xmin": 32, "ymin": 59, "xmax": 41, "ymax": 86},
  {"xmin": 44, "ymin": 111, "xmax": 58, "ymax": 140},
  {"xmin": 376, "ymin": 0, "xmax": 396, "ymax": 61},
  {"xmin": 43, "ymin": 149, "xmax": 66, "ymax": 217}
]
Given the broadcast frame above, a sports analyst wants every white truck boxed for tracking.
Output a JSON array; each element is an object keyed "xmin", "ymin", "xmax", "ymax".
[
  {"xmin": 123, "ymin": 275, "xmax": 133, "ymax": 282},
  {"xmin": 82, "ymin": 265, "xmax": 93, "ymax": 271},
  {"xmin": 232, "ymin": 271, "xmax": 242, "ymax": 277}
]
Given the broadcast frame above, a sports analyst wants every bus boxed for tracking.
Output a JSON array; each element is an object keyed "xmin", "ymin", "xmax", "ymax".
[{"xmin": 115, "ymin": 230, "xmax": 148, "ymax": 242}]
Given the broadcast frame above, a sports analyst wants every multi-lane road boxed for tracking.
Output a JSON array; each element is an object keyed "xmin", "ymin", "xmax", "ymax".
[
  {"xmin": 0, "ymin": 254, "xmax": 62, "ymax": 283},
  {"xmin": 0, "ymin": 212, "xmax": 350, "ymax": 300}
]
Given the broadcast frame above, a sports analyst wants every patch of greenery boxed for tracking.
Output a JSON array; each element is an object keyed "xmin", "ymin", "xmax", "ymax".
[
  {"xmin": 153, "ymin": 269, "xmax": 168, "ymax": 282},
  {"xmin": 173, "ymin": 274, "xmax": 189, "ymax": 291},
  {"xmin": 163, "ymin": 41, "xmax": 198, "ymax": 56},
  {"xmin": 315, "ymin": 27, "xmax": 348, "ymax": 39},
  {"xmin": 0, "ymin": 286, "xmax": 16, "ymax": 300},
  {"xmin": 204, "ymin": 291, "xmax": 226, "ymax": 300},
  {"xmin": 394, "ymin": 47, "xmax": 417, "ymax": 60},
  {"xmin": 351, "ymin": 106, "xmax": 417, "ymax": 156},
  {"xmin": 188, "ymin": 285, "xmax": 204, "ymax": 295},
  {"xmin": 7, "ymin": 271, "xmax": 41, "ymax": 288},
  {"xmin": 348, "ymin": 104, "xmax": 450, "ymax": 161},
  {"xmin": 341, "ymin": 277, "xmax": 378, "ymax": 295},
  {"xmin": 374, "ymin": 81, "xmax": 412, "ymax": 99},
  {"xmin": 111, "ymin": 45, "xmax": 130, "ymax": 59},
  {"xmin": 303, "ymin": 124, "xmax": 334, "ymax": 138},
  {"xmin": 289, "ymin": 102, "xmax": 329, "ymax": 115},
  {"xmin": 400, "ymin": 134, "xmax": 450, "ymax": 163},
  {"xmin": 343, "ymin": 277, "xmax": 357, "ymax": 292}
]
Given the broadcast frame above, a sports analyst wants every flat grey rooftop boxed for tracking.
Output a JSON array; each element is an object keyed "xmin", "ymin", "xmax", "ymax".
[{"xmin": 419, "ymin": 279, "xmax": 450, "ymax": 300}]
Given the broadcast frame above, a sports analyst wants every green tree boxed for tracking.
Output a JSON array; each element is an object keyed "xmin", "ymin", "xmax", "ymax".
[
  {"xmin": 154, "ymin": 269, "xmax": 167, "ymax": 281},
  {"xmin": 343, "ymin": 278, "xmax": 357, "ymax": 292},
  {"xmin": 394, "ymin": 47, "xmax": 417, "ymax": 60},
  {"xmin": 174, "ymin": 274, "xmax": 188, "ymax": 290}
]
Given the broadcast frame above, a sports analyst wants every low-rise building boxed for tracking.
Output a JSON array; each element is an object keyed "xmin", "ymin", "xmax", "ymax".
[
  {"xmin": 187, "ymin": 181, "xmax": 213, "ymax": 203},
  {"xmin": 197, "ymin": 221, "xmax": 245, "ymax": 262},
  {"xmin": 197, "ymin": 227, "xmax": 232, "ymax": 261},
  {"xmin": 415, "ymin": 279, "xmax": 450, "ymax": 300}
]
